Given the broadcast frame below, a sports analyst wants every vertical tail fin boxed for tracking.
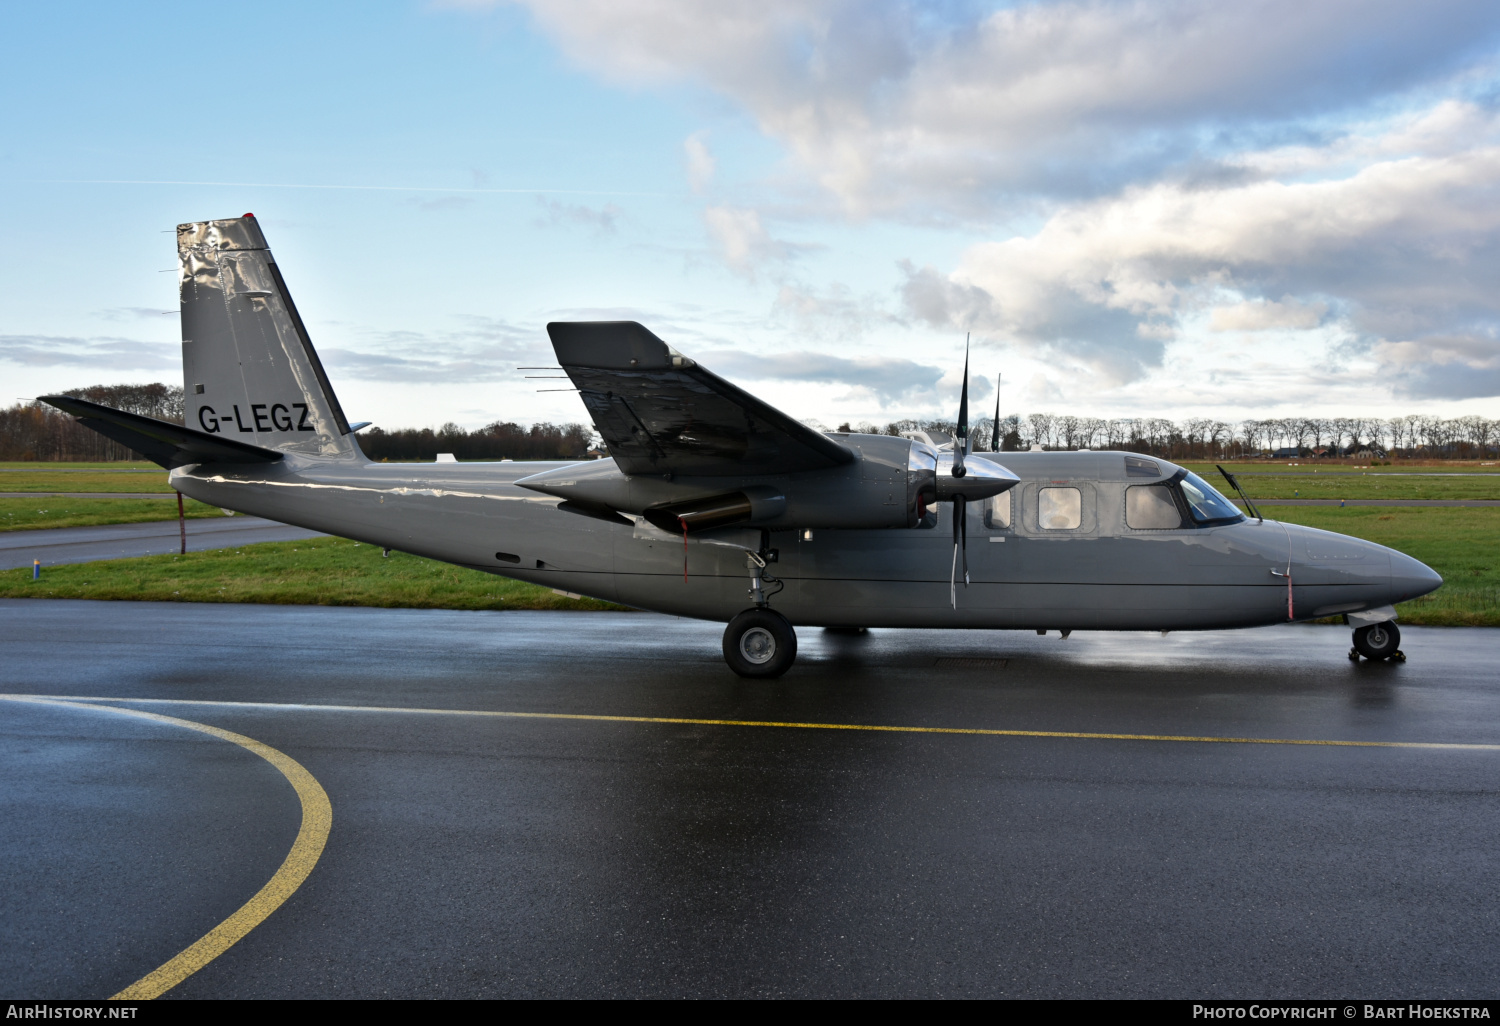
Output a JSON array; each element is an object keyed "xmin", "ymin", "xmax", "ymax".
[{"xmin": 178, "ymin": 215, "xmax": 360, "ymax": 458}]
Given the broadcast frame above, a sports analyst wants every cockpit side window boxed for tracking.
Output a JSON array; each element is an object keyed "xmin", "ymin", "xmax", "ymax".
[
  {"xmin": 1177, "ymin": 471, "xmax": 1245, "ymax": 525},
  {"xmin": 1126, "ymin": 485, "xmax": 1184, "ymax": 529},
  {"xmin": 983, "ymin": 490, "xmax": 1012, "ymax": 530}
]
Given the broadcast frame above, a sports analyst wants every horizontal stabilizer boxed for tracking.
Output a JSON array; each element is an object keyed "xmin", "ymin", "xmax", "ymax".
[
  {"xmin": 38, "ymin": 395, "xmax": 284, "ymax": 470},
  {"xmin": 549, "ymin": 321, "xmax": 853, "ymax": 476}
]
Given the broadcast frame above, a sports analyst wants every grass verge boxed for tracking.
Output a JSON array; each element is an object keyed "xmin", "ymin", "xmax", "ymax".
[
  {"xmin": 0, "ymin": 461, "xmax": 158, "ymax": 470},
  {"xmin": 0, "ymin": 471, "xmax": 175, "ymax": 493},
  {"xmin": 1178, "ymin": 466, "xmax": 1500, "ymax": 499},
  {"xmin": 0, "ymin": 536, "xmax": 629, "ymax": 611},
  {"xmin": 1238, "ymin": 476, "xmax": 1499, "ymax": 500},
  {"xmin": 0, "ymin": 496, "xmax": 227, "ymax": 531},
  {"xmin": 1268, "ymin": 507, "xmax": 1499, "ymax": 626}
]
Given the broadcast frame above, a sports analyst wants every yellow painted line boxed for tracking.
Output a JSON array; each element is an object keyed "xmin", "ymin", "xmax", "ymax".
[
  {"xmin": 0, "ymin": 696, "xmax": 332, "ymax": 1000},
  {"xmin": 6, "ymin": 693, "xmax": 1500, "ymax": 752}
]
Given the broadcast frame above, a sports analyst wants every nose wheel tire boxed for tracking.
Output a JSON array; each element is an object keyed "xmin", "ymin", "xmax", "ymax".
[
  {"xmin": 1352, "ymin": 622, "xmax": 1401, "ymax": 661},
  {"xmin": 723, "ymin": 608, "xmax": 798, "ymax": 678}
]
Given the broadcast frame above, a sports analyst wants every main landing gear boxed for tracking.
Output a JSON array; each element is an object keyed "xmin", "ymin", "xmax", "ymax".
[
  {"xmin": 723, "ymin": 608, "xmax": 798, "ymax": 678},
  {"xmin": 1349, "ymin": 621, "xmax": 1405, "ymax": 662},
  {"xmin": 723, "ymin": 541, "xmax": 797, "ymax": 678}
]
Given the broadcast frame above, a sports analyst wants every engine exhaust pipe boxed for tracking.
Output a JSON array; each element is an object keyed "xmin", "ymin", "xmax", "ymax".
[{"xmin": 642, "ymin": 492, "xmax": 755, "ymax": 534}]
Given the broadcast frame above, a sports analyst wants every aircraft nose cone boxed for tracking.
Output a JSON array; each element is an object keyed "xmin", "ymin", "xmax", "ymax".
[{"xmin": 1389, "ymin": 549, "xmax": 1443, "ymax": 603}]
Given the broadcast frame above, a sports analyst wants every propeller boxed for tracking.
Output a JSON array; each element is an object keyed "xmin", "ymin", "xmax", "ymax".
[
  {"xmin": 950, "ymin": 337, "xmax": 970, "ymax": 607},
  {"xmin": 931, "ymin": 344, "xmax": 1020, "ymax": 609},
  {"xmin": 953, "ymin": 337, "xmax": 969, "ymax": 479},
  {"xmin": 991, "ymin": 373, "xmax": 1001, "ymax": 452}
]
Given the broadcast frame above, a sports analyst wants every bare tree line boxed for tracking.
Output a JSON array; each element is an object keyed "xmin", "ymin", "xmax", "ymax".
[
  {"xmin": 0, "ymin": 386, "xmax": 594, "ymax": 462},
  {"xmin": 359, "ymin": 422, "xmax": 593, "ymax": 462},
  {"xmin": 841, "ymin": 414, "xmax": 1500, "ymax": 459},
  {"xmin": 3, "ymin": 381, "xmax": 1495, "ymax": 462},
  {"xmin": 0, "ymin": 385, "xmax": 184, "ymax": 461}
]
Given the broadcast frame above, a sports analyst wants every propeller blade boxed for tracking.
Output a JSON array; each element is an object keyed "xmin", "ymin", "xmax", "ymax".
[
  {"xmin": 950, "ymin": 494, "xmax": 969, "ymax": 607},
  {"xmin": 953, "ymin": 335, "xmax": 969, "ymax": 478},
  {"xmin": 949, "ymin": 337, "xmax": 974, "ymax": 609},
  {"xmin": 991, "ymin": 373, "xmax": 1001, "ymax": 452},
  {"xmin": 961, "ymin": 494, "xmax": 969, "ymax": 586}
]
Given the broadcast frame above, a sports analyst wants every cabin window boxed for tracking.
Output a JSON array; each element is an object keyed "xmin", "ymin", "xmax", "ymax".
[
  {"xmin": 1126, "ymin": 485, "xmax": 1183, "ymax": 529},
  {"xmin": 983, "ymin": 490, "xmax": 1012, "ymax": 530},
  {"xmin": 1037, "ymin": 487, "xmax": 1081, "ymax": 530}
]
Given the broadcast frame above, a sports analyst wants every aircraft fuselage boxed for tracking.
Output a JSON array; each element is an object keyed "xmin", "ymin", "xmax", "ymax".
[{"xmin": 170, "ymin": 446, "xmax": 1439, "ymax": 632}]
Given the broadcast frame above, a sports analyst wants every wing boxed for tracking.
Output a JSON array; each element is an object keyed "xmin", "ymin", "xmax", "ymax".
[
  {"xmin": 548, "ymin": 321, "xmax": 853, "ymax": 476},
  {"xmin": 39, "ymin": 395, "xmax": 284, "ymax": 470}
]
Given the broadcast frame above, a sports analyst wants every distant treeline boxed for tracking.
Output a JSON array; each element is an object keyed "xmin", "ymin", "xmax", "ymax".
[
  {"xmin": 844, "ymin": 414, "xmax": 1500, "ymax": 460},
  {"xmin": 358, "ymin": 422, "xmax": 594, "ymax": 462},
  {"xmin": 0, "ymin": 390, "xmax": 593, "ymax": 463},
  {"xmin": 0, "ymin": 384, "xmax": 184, "ymax": 461},
  {"xmin": 3, "ymin": 382, "xmax": 1495, "ymax": 462}
]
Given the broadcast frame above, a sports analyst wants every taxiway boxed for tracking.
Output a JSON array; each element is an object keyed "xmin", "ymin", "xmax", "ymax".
[
  {"xmin": 0, "ymin": 518, "xmax": 325, "ymax": 570},
  {"xmin": 2, "ymin": 600, "xmax": 1496, "ymax": 998}
]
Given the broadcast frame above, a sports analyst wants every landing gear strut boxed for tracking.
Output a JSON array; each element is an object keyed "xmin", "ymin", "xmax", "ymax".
[
  {"xmin": 723, "ymin": 608, "xmax": 798, "ymax": 678},
  {"xmin": 1350, "ymin": 621, "xmax": 1404, "ymax": 662}
]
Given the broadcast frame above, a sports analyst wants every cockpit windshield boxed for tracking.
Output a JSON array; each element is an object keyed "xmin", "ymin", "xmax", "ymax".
[{"xmin": 1178, "ymin": 472, "xmax": 1244, "ymax": 524}]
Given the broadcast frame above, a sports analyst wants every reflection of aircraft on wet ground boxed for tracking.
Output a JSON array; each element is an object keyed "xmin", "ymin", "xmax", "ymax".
[{"xmin": 42, "ymin": 216, "xmax": 1441, "ymax": 677}]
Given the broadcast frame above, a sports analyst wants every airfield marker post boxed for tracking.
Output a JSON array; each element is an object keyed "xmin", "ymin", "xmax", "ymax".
[
  {"xmin": 177, "ymin": 491, "xmax": 186, "ymax": 555},
  {"xmin": 32, "ymin": 559, "xmax": 39, "ymax": 580}
]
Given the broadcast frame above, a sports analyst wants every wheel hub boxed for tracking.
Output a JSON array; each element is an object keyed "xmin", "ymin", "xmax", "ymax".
[{"xmin": 739, "ymin": 627, "xmax": 777, "ymax": 664}]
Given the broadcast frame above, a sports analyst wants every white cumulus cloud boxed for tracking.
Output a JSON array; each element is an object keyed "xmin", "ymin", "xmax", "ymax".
[
  {"xmin": 1208, "ymin": 299, "xmax": 1328, "ymax": 333},
  {"xmin": 904, "ymin": 109, "xmax": 1500, "ymax": 397},
  {"xmin": 489, "ymin": 0, "xmax": 1500, "ymax": 213}
]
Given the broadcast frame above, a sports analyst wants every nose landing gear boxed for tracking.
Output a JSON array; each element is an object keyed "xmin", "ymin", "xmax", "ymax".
[{"xmin": 1350, "ymin": 621, "xmax": 1405, "ymax": 662}]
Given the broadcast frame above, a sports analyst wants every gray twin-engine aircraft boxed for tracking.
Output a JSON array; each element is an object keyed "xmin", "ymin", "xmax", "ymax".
[{"xmin": 43, "ymin": 215, "xmax": 1441, "ymax": 677}]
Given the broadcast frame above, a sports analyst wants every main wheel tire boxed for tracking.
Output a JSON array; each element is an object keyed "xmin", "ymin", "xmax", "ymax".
[
  {"xmin": 1353, "ymin": 621, "xmax": 1401, "ymax": 661},
  {"xmin": 723, "ymin": 608, "xmax": 798, "ymax": 678}
]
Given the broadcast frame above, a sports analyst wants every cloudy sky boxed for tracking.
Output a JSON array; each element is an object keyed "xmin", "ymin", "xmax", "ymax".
[{"xmin": 5, "ymin": 0, "xmax": 1500, "ymax": 430}]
